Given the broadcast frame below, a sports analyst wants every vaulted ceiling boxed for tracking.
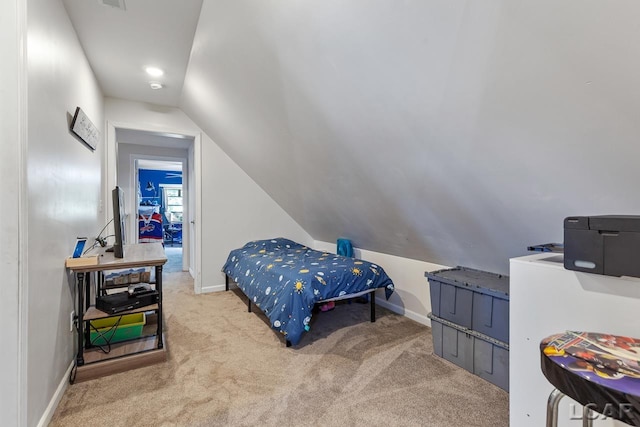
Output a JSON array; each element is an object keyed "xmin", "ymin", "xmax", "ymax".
[{"xmin": 63, "ymin": 0, "xmax": 640, "ymax": 274}]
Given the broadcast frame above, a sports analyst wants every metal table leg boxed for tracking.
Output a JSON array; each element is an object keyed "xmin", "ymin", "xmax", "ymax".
[
  {"xmin": 583, "ymin": 407, "xmax": 594, "ymax": 427},
  {"xmin": 156, "ymin": 265, "xmax": 163, "ymax": 349},
  {"xmin": 547, "ymin": 388, "xmax": 565, "ymax": 427},
  {"xmin": 76, "ymin": 272, "xmax": 85, "ymax": 366}
]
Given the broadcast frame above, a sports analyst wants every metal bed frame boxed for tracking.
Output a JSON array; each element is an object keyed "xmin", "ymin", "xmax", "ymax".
[{"xmin": 225, "ymin": 275, "xmax": 376, "ymax": 347}]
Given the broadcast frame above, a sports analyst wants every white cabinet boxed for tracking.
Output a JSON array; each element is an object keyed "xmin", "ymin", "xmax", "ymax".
[{"xmin": 509, "ymin": 253, "xmax": 640, "ymax": 426}]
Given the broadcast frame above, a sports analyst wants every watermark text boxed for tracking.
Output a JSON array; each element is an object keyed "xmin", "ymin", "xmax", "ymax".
[{"xmin": 569, "ymin": 403, "xmax": 633, "ymax": 421}]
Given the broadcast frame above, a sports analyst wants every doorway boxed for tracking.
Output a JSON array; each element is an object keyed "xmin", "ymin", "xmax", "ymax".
[
  {"xmin": 112, "ymin": 126, "xmax": 199, "ymax": 279},
  {"xmin": 136, "ymin": 160, "xmax": 184, "ymax": 272},
  {"xmin": 161, "ymin": 184, "xmax": 183, "ymax": 273}
]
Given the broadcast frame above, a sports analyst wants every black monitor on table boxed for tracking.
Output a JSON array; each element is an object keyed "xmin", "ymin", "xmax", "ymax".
[{"xmin": 111, "ymin": 186, "xmax": 126, "ymax": 258}]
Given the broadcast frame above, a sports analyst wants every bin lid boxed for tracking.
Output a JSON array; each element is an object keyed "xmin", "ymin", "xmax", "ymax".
[{"xmin": 425, "ymin": 266, "xmax": 509, "ymax": 298}]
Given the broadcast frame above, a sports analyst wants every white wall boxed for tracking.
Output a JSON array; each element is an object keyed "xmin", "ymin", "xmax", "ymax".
[
  {"xmin": 26, "ymin": 0, "xmax": 104, "ymax": 425},
  {"xmin": 0, "ymin": 1, "xmax": 26, "ymax": 425},
  {"xmin": 104, "ymin": 98, "xmax": 313, "ymax": 293},
  {"xmin": 314, "ymin": 240, "xmax": 448, "ymax": 325}
]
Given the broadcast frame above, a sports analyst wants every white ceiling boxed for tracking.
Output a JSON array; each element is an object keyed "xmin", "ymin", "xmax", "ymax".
[
  {"xmin": 62, "ymin": 0, "xmax": 203, "ymax": 107},
  {"xmin": 62, "ymin": 1, "xmax": 201, "ymax": 167}
]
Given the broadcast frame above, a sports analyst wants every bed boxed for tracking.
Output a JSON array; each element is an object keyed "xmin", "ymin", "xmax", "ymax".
[{"xmin": 222, "ymin": 238, "xmax": 395, "ymax": 346}]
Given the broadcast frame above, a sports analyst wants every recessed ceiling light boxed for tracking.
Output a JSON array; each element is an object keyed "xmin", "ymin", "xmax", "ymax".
[
  {"xmin": 149, "ymin": 82, "xmax": 163, "ymax": 90},
  {"xmin": 145, "ymin": 67, "xmax": 164, "ymax": 77}
]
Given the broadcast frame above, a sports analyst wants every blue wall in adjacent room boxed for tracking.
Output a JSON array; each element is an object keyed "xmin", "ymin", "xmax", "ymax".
[{"xmin": 139, "ymin": 168, "xmax": 182, "ymax": 206}]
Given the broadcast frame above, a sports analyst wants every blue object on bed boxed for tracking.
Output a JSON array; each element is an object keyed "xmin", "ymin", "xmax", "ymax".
[
  {"xmin": 222, "ymin": 238, "xmax": 395, "ymax": 346},
  {"xmin": 337, "ymin": 238, "xmax": 353, "ymax": 257}
]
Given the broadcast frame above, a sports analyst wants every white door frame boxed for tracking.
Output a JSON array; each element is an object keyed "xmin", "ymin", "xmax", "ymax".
[
  {"xmin": 106, "ymin": 120, "xmax": 202, "ymax": 292},
  {"xmin": 2, "ymin": 1, "xmax": 27, "ymax": 424}
]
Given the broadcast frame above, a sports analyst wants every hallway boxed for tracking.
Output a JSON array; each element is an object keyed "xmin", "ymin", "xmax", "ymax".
[{"xmin": 163, "ymin": 246, "xmax": 182, "ymax": 273}]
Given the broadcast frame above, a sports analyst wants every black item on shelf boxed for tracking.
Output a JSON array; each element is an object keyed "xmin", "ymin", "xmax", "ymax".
[
  {"xmin": 96, "ymin": 290, "xmax": 159, "ymax": 314},
  {"xmin": 564, "ymin": 215, "xmax": 640, "ymax": 278}
]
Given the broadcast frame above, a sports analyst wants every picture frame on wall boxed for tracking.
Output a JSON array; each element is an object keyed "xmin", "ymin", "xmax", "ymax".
[{"xmin": 70, "ymin": 106, "xmax": 99, "ymax": 150}]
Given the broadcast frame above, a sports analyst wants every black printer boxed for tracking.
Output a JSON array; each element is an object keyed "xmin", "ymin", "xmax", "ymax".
[{"xmin": 564, "ymin": 215, "xmax": 640, "ymax": 278}]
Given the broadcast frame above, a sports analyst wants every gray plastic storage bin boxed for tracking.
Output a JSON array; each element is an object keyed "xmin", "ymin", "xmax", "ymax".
[
  {"xmin": 425, "ymin": 266, "xmax": 510, "ymax": 343},
  {"xmin": 428, "ymin": 313, "xmax": 509, "ymax": 391},
  {"xmin": 430, "ymin": 311, "xmax": 473, "ymax": 368}
]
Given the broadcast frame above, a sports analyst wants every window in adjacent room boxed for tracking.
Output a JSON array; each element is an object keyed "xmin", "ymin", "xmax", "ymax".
[{"xmin": 164, "ymin": 187, "xmax": 183, "ymax": 223}]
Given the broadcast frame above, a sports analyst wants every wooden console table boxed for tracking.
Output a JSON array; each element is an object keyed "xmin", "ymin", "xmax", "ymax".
[{"xmin": 67, "ymin": 243, "xmax": 167, "ymax": 382}]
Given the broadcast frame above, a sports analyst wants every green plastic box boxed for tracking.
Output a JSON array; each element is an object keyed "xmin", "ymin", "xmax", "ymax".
[{"xmin": 89, "ymin": 312, "xmax": 146, "ymax": 346}]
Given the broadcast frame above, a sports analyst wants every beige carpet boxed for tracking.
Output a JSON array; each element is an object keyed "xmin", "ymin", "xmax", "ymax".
[
  {"xmin": 163, "ymin": 247, "xmax": 183, "ymax": 273},
  {"xmin": 50, "ymin": 272, "xmax": 509, "ymax": 427}
]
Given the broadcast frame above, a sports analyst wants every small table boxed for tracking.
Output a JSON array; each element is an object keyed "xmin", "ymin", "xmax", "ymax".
[
  {"xmin": 540, "ymin": 332, "xmax": 640, "ymax": 426},
  {"xmin": 67, "ymin": 243, "xmax": 167, "ymax": 382}
]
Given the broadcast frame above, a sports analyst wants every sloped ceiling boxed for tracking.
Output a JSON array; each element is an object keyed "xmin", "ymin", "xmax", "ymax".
[{"xmin": 180, "ymin": 0, "xmax": 640, "ymax": 274}]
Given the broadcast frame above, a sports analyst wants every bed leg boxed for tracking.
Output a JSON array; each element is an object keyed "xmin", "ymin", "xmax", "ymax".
[
  {"xmin": 286, "ymin": 340, "xmax": 292, "ymax": 347},
  {"xmin": 247, "ymin": 298, "xmax": 252, "ymax": 313},
  {"xmin": 370, "ymin": 292, "xmax": 376, "ymax": 322},
  {"xmin": 225, "ymin": 274, "xmax": 229, "ymax": 291}
]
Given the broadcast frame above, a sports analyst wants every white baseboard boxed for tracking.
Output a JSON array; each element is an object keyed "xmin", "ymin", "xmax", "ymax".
[
  {"xmin": 37, "ymin": 360, "xmax": 74, "ymax": 427},
  {"xmin": 374, "ymin": 297, "xmax": 431, "ymax": 327},
  {"xmin": 200, "ymin": 283, "xmax": 226, "ymax": 294}
]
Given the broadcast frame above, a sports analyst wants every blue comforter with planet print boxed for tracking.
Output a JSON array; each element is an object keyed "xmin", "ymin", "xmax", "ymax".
[{"xmin": 222, "ymin": 238, "xmax": 395, "ymax": 346}]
